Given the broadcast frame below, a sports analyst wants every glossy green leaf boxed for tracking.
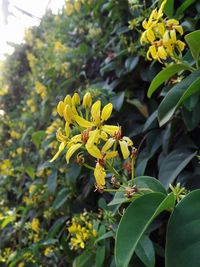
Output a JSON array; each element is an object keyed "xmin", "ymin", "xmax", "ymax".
[
  {"xmin": 182, "ymin": 103, "xmax": 200, "ymax": 131},
  {"xmin": 32, "ymin": 130, "xmax": 46, "ymax": 149},
  {"xmin": 73, "ymin": 249, "xmax": 94, "ymax": 267},
  {"xmin": 176, "ymin": 76, "xmax": 200, "ymax": 107},
  {"xmin": 25, "ymin": 166, "xmax": 35, "ymax": 180},
  {"xmin": 175, "ymin": 0, "xmax": 196, "ymax": 17},
  {"xmin": 125, "ymin": 56, "xmax": 139, "ymax": 72},
  {"xmin": 158, "ymin": 149, "xmax": 196, "ymax": 189},
  {"xmin": 164, "ymin": 0, "xmax": 174, "ymax": 17},
  {"xmin": 52, "ymin": 188, "xmax": 69, "ymax": 210},
  {"xmin": 135, "ymin": 235, "xmax": 155, "ymax": 267},
  {"xmin": 185, "ymin": 30, "xmax": 200, "ymax": 61},
  {"xmin": 147, "ymin": 64, "xmax": 191, "ymax": 98},
  {"xmin": 158, "ymin": 69, "xmax": 200, "ymax": 126},
  {"xmin": 134, "ymin": 176, "xmax": 167, "ymax": 195},
  {"xmin": 115, "ymin": 192, "xmax": 175, "ymax": 267},
  {"xmin": 47, "ymin": 171, "xmax": 57, "ymax": 194},
  {"xmin": 166, "ymin": 189, "xmax": 200, "ymax": 267}
]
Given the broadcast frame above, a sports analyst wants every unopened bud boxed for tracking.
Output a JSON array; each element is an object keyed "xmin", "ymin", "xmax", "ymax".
[
  {"xmin": 64, "ymin": 94, "xmax": 72, "ymax": 105},
  {"xmin": 82, "ymin": 92, "xmax": 92, "ymax": 108},
  {"xmin": 72, "ymin": 93, "xmax": 80, "ymax": 106},
  {"xmin": 57, "ymin": 101, "xmax": 65, "ymax": 116},
  {"xmin": 63, "ymin": 104, "xmax": 73, "ymax": 123}
]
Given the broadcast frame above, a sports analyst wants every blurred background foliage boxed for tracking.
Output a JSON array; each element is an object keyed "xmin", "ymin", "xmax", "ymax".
[{"xmin": 0, "ymin": 0, "xmax": 200, "ymax": 266}]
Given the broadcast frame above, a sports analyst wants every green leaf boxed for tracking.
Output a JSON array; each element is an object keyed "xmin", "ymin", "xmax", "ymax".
[
  {"xmin": 73, "ymin": 249, "xmax": 94, "ymax": 267},
  {"xmin": 176, "ymin": 76, "xmax": 200, "ymax": 107},
  {"xmin": 48, "ymin": 216, "xmax": 68, "ymax": 238},
  {"xmin": 175, "ymin": 0, "xmax": 196, "ymax": 18},
  {"xmin": 158, "ymin": 149, "xmax": 196, "ymax": 189},
  {"xmin": 108, "ymin": 191, "xmax": 127, "ymax": 206},
  {"xmin": 166, "ymin": 189, "xmax": 200, "ymax": 267},
  {"xmin": 147, "ymin": 64, "xmax": 191, "ymax": 98},
  {"xmin": 96, "ymin": 244, "xmax": 106, "ymax": 267},
  {"xmin": 115, "ymin": 193, "xmax": 175, "ymax": 267},
  {"xmin": 94, "ymin": 231, "xmax": 115, "ymax": 244},
  {"xmin": 52, "ymin": 188, "xmax": 69, "ymax": 210},
  {"xmin": 134, "ymin": 176, "xmax": 167, "ymax": 195},
  {"xmin": 25, "ymin": 166, "xmax": 35, "ymax": 180},
  {"xmin": 110, "ymin": 92, "xmax": 125, "ymax": 111},
  {"xmin": 135, "ymin": 235, "xmax": 155, "ymax": 267},
  {"xmin": 32, "ymin": 130, "xmax": 46, "ymax": 149},
  {"xmin": 182, "ymin": 103, "xmax": 200, "ymax": 131},
  {"xmin": 185, "ymin": 30, "xmax": 200, "ymax": 61},
  {"xmin": 47, "ymin": 171, "xmax": 57, "ymax": 194},
  {"xmin": 125, "ymin": 56, "xmax": 139, "ymax": 72},
  {"xmin": 164, "ymin": 0, "xmax": 174, "ymax": 17},
  {"xmin": 158, "ymin": 69, "xmax": 200, "ymax": 126}
]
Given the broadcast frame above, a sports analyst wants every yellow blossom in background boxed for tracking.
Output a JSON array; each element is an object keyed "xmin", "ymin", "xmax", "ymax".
[
  {"xmin": 44, "ymin": 246, "xmax": 54, "ymax": 256},
  {"xmin": 18, "ymin": 262, "xmax": 25, "ymax": 267},
  {"xmin": 68, "ymin": 213, "xmax": 97, "ymax": 250},
  {"xmin": 16, "ymin": 147, "xmax": 23, "ymax": 155},
  {"xmin": 54, "ymin": 41, "xmax": 69, "ymax": 54},
  {"xmin": 10, "ymin": 130, "xmax": 20, "ymax": 139},
  {"xmin": 140, "ymin": 0, "xmax": 185, "ymax": 63},
  {"xmin": 31, "ymin": 218, "xmax": 40, "ymax": 234},
  {"xmin": 26, "ymin": 52, "xmax": 37, "ymax": 70},
  {"xmin": 0, "ymin": 159, "xmax": 12, "ymax": 176},
  {"xmin": 35, "ymin": 81, "xmax": 47, "ymax": 99},
  {"xmin": 65, "ymin": 1, "xmax": 74, "ymax": 16},
  {"xmin": 26, "ymin": 99, "xmax": 36, "ymax": 113}
]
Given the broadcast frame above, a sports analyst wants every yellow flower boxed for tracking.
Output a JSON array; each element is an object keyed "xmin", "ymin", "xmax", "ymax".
[
  {"xmin": 140, "ymin": 0, "xmax": 185, "ymax": 64},
  {"xmin": 82, "ymin": 92, "xmax": 92, "ymax": 108},
  {"xmin": 35, "ymin": 81, "xmax": 47, "ymax": 99},
  {"xmin": 65, "ymin": 2, "xmax": 74, "ymax": 16},
  {"xmin": 16, "ymin": 147, "xmax": 23, "ymax": 155},
  {"xmin": 31, "ymin": 218, "xmax": 40, "ymax": 233},
  {"xmin": 10, "ymin": 130, "xmax": 20, "ymax": 139},
  {"xmin": 68, "ymin": 214, "xmax": 97, "ymax": 250}
]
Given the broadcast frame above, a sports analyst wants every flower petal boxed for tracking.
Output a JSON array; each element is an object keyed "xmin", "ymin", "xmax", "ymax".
[
  {"xmin": 101, "ymin": 103, "xmax": 113, "ymax": 122},
  {"xmin": 86, "ymin": 143, "xmax": 102, "ymax": 159},
  {"xmin": 94, "ymin": 163, "xmax": 106, "ymax": 187},
  {"xmin": 66, "ymin": 143, "xmax": 82, "ymax": 163},
  {"xmin": 101, "ymin": 125, "xmax": 119, "ymax": 136},
  {"xmin": 50, "ymin": 141, "xmax": 66, "ymax": 162},
  {"xmin": 102, "ymin": 138, "xmax": 115, "ymax": 152},
  {"xmin": 74, "ymin": 115, "xmax": 94, "ymax": 128},
  {"xmin": 119, "ymin": 140, "xmax": 130, "ymax": 159}
]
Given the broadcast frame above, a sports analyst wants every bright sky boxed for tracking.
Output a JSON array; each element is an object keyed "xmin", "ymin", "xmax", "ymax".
[{"xmin": 0, "ymin": 0, "xmax": 65, "ymax": 59}]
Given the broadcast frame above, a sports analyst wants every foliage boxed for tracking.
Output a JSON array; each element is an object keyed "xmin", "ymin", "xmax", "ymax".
[{"xmin": 0, "ymin": 0, "xmax": 200, "ymax": 266}]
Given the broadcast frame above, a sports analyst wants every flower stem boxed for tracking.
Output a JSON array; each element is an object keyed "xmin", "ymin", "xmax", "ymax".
[
  {"xmin": 83, "ymin": 163, "xmax": 94, "ymax": 170},
  {"xmin": 131, "ymin": 157, "xmax": 135, "ymax": 186},
  {"xmin": 105, "ymin": 161, "xmax": 122, "ymax": 180}
]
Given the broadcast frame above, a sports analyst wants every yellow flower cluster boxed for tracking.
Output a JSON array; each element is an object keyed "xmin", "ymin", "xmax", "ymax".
[
  {"xmin": 65, "ymin": 0, "xmax": 92, "ymax": 16},
  {"xmin": 31, "ymin": 218, "xmax": 40, "ymax": 234},
  {"xmin": 10, "ymin": 130, "xmax": 20, "ymax": 139},
  {"xmin": 140, "ymin": 0, "xmax": 185, "ymax": 63},
  {"xmin": 0, "ymin": 159, "xmax": 12, "ymax": 176},
  {"xmin": 26, "ymin": 99, "xmax": 36, "ymax": 113},
  {"xmin": 68, "ymin": 213, "xmax": 97, "ymax": 250},
  {"xmin": 50, "ymin": 92, "xmax": 134, "ymax": 190},
  {"xmin": 54, "ymin": 41, "xmax": 69, "ymax": 54},
  {"xmin": 26, "ymin": 52, "xmax": 37, "ymax": 70},
  {"xmin": 35, "ymin": 81, "xmax": 47, "ymax": 99},
  {"xmin": 46, "ymin": 118, "xmax": 63, "ymax": 137}
]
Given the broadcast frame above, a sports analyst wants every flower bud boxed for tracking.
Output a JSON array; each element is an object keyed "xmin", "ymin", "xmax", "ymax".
[
  {"xmin": 72, "ymin": 93, "xmax": 80, "ymax": 106},
  {"xmin": 63, "ymin": 104, "xmax": 73, "ymax": 123},
  {"xmin": 57, "ymin": 101, "xmax": 65, "ymax": 116},
  {"xmin": 82, "ymin": 92, "xmax": 92, "ymax": 108},
  {"xmin": 64, "ymin": 94, "xmax": 72, "ymax": 105}
]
